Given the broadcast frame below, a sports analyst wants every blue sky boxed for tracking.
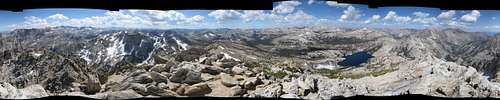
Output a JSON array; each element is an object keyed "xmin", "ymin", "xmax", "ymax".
[{"xmin": 0, "ymin": 0, "xmax": 499, "ymax": 32}]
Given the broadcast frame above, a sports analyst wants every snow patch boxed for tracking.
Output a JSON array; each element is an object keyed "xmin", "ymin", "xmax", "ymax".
[
  {"xmin": 484, "ymin": 75, "xmax": 491, "ymax": 80},
  {"xmin": 31, "ymin": 53, "xmax": 42, "ymax": 57},
  {"xmin": 315, "ymin": 64, "xmax": 336, "ymax": 70},
  {"xmin": 198, "ymin": 57, "xmax": 207, "ymax": 63},
  {"xmin": 248, "ymin": 56, "xmax": 257, "ymax": 59},
  {"xmin": 172, "ymin": 37, "xmax": 189, "ymax": 50},
  {"xmin": 218, "ymin": 46, "xmax": 225, "ymax": 50},
  {"xmin": 139, "ymin": 39, "xmax": 144, "ymax": 47},
  {"xmin": 209, "ymin": 33, "xmax": 215, "ymax": 37},
  {"xmin": 138, "ymin": 35, "xmax": 169, "ymax": 66},
  {"xmin": 102, "ymin": 32, "xmax": 127, "ymax": 65},
  {"xmin": 170, "ymin": 46, "xmax": 177, "ymax": 51},
  {"xmin": 78, "ymin": 48, "xmax": 92, "ymax": 64},
  {"xmin": 222, "ymin": 52, "xmax": 240, "ymax": 62},
  {"xmin": 137, "ymin": 49, "xmax": 154, "ymax": 66},
  {"xmin": 27, "ymin": 70, "xmax": 34, "ymax": 75},
  {"xmin": 152, "ymin": 36, "xmax": 168, "ymax": 50}
]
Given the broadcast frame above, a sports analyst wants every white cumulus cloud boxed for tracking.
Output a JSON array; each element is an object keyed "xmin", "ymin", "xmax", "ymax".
[
  {"xmin": 383, "ymin": 11, "xmax": 411, "ymax": 23},
  {"xmin": 338, "ymin": 6, "xmax": 362, "ymax": 22},
  {"xmin": 364, "ymin": 15, "xmax": 381, "ymax": 24},
  {"xmin": 435, "ymin": 10, "xmax": 469, "ymax": 27},
  {"xmin": 10, "ymin": 16, "xmax": 50, "ymax": 29},
  {"xmin": 283, "ymin": 10, "xmax": 316, "ymax": 22},
  {"xmin": 308, "ymin": 0, "xmax": 315, "ymax": 5},
  {"xmin": 411, "ymin": 12, "xmax": 437, "ymax": 25},
  {"xmin": 9, "ymin": 10, "xmax": 206, "ymax": 29},
  {"xmin": 413, "ymin": 12, "xmax": 430, "ymax": 18},
  {"xmin": 208, "ymin": 10, "xmax": 242, "ymax": 23},
  {"xmin": 460, "ymin": 10, "xmax": 480, "ymax": 23},
  {"xmin": 179, "ymin": 15, "xmax": 205, "ymax": 25},
  {"xmin": 272, "ymin": 1, "xmax": 302, "ymax": 14},
  {"xmin": 437, "ymin": 10, "xmax": 456, "ymax": 21},
  {"xmin": 240, "ymin": 10, "xmax": 274, "ymax": 22},
  {"xmin": 325, "ymin": 1, "xmax": 351, "ymax": 8},
  {"xmin": 47, "ymin": 14, "xmax": 69, "ymax": 21},
  {"xmin": 126, "ymin": 10, "xmax": 205, "ymax": 25}
]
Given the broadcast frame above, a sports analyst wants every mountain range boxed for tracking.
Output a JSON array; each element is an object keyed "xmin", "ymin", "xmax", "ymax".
[{"xmin": 0, "ymin": 26, "xmax": 498, "ymax": 99}]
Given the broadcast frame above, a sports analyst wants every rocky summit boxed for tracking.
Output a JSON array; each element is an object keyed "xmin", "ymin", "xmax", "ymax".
[{"xmin": 0, "ymin": 26, "xmax": 499, "ymax": 99}]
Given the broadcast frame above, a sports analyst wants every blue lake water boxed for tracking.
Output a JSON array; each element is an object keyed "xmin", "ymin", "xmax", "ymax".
[{"xmin": 337, "ymin": 51, "xmax": 374, "ymax": 66}]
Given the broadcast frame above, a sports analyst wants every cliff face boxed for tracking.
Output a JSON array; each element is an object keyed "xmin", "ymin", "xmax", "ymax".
[
  {"xmin": 464, "ymin": 35, "xmax": 500, "ymax": 81},
  {"xmin": 0, "ymin": 27, "xmax": 499, "ymax": 99}
]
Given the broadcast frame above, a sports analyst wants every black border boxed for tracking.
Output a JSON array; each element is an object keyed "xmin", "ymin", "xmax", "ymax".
[
  {"xmin": 0, "ymin": 0, "xmax": 276, "ymax": 12},
  {"xmin": 23, "ymin": 94, "xmax": 500, "ymax": 100},
  {"xmin": 2, "ymin": 0, "xmax": 500, "ymax": 12},
  {"xmin": 334, "ymin": 0, "xmax": 500, "ymax": 10}
]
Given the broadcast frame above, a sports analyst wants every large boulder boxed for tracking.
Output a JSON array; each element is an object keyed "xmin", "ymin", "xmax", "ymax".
[
  {"xmin": 201, "ymin": 53, "xmax": 224, "ymax": 65},
  {"xmin": 213, "ymin": 59, "xmax": 239, "ymax": 68},
  {"xmin": 149, "ymin": 64, "xmax": 171, "ymax": 73},
  {"xmin": 17, "ymin": 84, "xmax": 49, "ymax": 99},
  {"xmin": 166, "ymin": 82, "xmax": 181, "ymax": 91},
  {"xmin": 253, "ymin": 83, "xmax": 283, "ymax": 97},
  {"xmin": 150, "ymin": 72, "xmax": 169, "ymax": 83},
  {"xmin": 82, "ymin": 74, "xmax": 101, "ymax": 94},
  {"xmin": 230, "ymin": 86, "xmax": 245, "ymax": 96},
  {"xmin": 43, "ymin": 71, "xmax": 78, "ymax": 93},
  {"xmin": 146, "ymin": 85, "xmax": 177, "ymax": 97},
  {"xmin": 296, "ymin": 76, "xmax": 317, "ymax": 95},
  {"xmin": 168, "ymin": 62, "xmax": 209, "ymax": 84},
  {"xmin": 220, "ymin": 73, "xmax": 239, "ymax": 87},
  {"xmin": 123, "ymin": 70, "xmax": 153, "ymax": 84},
  {"xmin": 133, "ymin": 73, "xmax": 154, "ymax": 84},
  {"xmin": 281, "ymin": 82, "xmax": 299, "ymax": 95},
  {"xmin": 240, "ymin": 77, "xmax": 263, "ymax": 90},
  {"xmin": 231, "ymin": 67, "xmax": 245, "ymax": 75},
  {"xmin": 169, "ymin": 68, "xmax": 202, "ymax": 84},
  {"xmin": 103, "ymin": 90, "xmax": 142, "ymax": 99},
  {"xmin": 183, "ymin": 83, "xmax": 212, "ymax": 96},
  {"xmin": 124, "ymin": 83, "xmax": 147, "ymax": 96},
  {"xmin": 175, "ymin": 84, "xmax": 188, "ymax": 95},
  {"xmin": 244, "ymin": 71, "xmax": 255, "ymax": 77},
  {"xmin": 173, "ymin": 61, "xmax": 224, "ymax": 75},
  {"xmin": 0, "ymin": 83, "xmax": 49, "ymax": 99},
  {"xmin": 201, "ymin": 66, "xmax": 224, "ymax": 75}
]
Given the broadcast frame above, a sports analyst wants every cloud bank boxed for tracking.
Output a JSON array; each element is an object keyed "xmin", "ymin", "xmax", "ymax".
[{"xmin": 8, "ymin": 1, "xmax": 484, "ymax": 30}]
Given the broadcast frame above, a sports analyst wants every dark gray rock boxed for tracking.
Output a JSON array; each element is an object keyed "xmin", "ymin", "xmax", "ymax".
[
  {"xmin": 200, "ymin": 66, "xmax": 224, "ymax": 75},
  {"xmin": 150, "ymin": 72, "xmax": 169, "ymax": 83},
  {"xmin": 82, "ymin": 74, "xmax": 101, "ymax": 94},
  {"xmin": 133, "ymin": 73, "xmax": 154, "ymax": 84},
  {"xmin": 149, "ymin": 64, "xmax": 171, "ymax": 73},
  {"xmin": 126, "ymin": 83, "xmax": 147, "ymax": 96},
  {"xmin": 169, "ymin": 68, "xmax": 202, "ymax": 84},
  {"xmin": 241, "ymin": 77, "xmax": 263, "ymax": 90}
]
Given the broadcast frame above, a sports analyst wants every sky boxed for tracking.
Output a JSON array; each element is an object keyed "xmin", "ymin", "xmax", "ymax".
[{"xmin": 0, "ymin": 0, "xmax": 500, "ymax": 32}]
